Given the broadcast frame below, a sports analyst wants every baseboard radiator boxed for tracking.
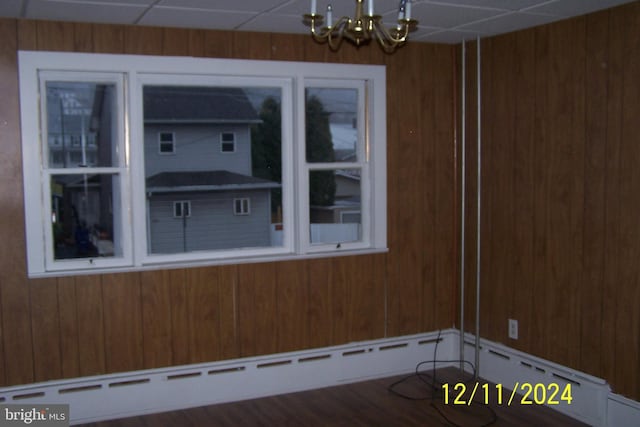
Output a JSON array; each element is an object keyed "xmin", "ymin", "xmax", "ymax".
[
  {"xmin": 1, "ymin": 329, "xmax": 638, "ymax": 426},
  {"xmin": 0, "ymin": 330, "xmax": 458, "ymax": 425}
]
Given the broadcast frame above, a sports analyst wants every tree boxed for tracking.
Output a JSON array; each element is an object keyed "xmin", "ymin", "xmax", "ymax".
[
  {"xmin": 305, "ymin": 95, "xmax": 336, "ymax": 206},
  {"xmin": 251, "ymin": 97, "xmax": 282, "ymax": 214}
]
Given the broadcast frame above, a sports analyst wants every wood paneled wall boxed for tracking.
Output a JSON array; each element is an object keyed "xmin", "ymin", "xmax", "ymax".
[
  {"xmin": 462, "ymin": 2, "xmax": 640, "ymax": 401},
  {"xmin": 0, "ymin": 19, "xmax": 458, "ymax": 387}
]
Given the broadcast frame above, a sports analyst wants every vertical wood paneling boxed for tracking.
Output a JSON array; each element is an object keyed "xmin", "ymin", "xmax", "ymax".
[
  {"xmin": 168, "ymin": 269, "xmax": 190, "ymax": 365},
  {"xmin": 237, "ymin": 263, "xmax": 278, "ymax": 357},
  {"xmin": 75, "ymin": 275, "xmax": 106, "ymax": 376},
  {"xmin": 306, "ymin": 258, "xmax": 333, "ymax": 348},
  {"xmin": 56, "ymin": 276, "xmax": 81, "ymax": 378},
  {"xmin": 162, "ymin": 27, "xmax": 191, "ymax": 56},
  {"xmin": 124, "ymin": 26, "xmax": 163, "ymax": 55},
  {"xmin": 0, "ymin": 18, "xmax": 32, "ymax": 387},
  {"xmin": 233, "ymin": 31, "xmax": 273, "ymax": 60},
  {"xmin": 385, "ymin": 43, "xmax": 428, "ymax": 337},
  {"xmin": 184, "ymin": 267, "xmax": 223, "ymax": 363},
  {"xmin": 30, "ymin": 278, "xmax": 62, "ymax": 382},
  {"xmin": 36, "ymin": 21, "xmax": 74, "ymax": 51},
  {"xmin": 216, "ymin": 265, "xmax": 238, "ymax": 360},
  {"xmin": 614, "ymin": 3, "xmax": 640, "ymax": 398},
  {"xmin": 270, "ymin": 33, "xmax": 306, "ymax": 62},
  {"xmin": 202, "ymin": 30, "xmax": 234, "ymax": 59},
  {"xmin": 511, "ymin": 29, "xmax": 536, "ymax": 353},
  {"xmin": 580, "ymin": 11, "xmax": 609, "ymax": 376},
  {"xmin": 275, "ymin": 261, "xmax": 309, "ymax": 353},
  {"xmin": 102, "ymin": 273, "xmax": 143, "ymax": 373},
  {"xmin": 464, "ymin": 2, "xmax": 640, "ymax": 401},
  {"xmin": 140, "ymin": 270, "xmax": 174, "ymax": 368},
  {"xmin": 530, "ymin": 25, "xmax": 550, "ymax": 360},
  {"xmin": 432, "ymin": 44, "xmax": 457, "ymax": 331},
  {"xmin": 481, "ymin": 34, "xmax": 515, "ymax": 343},
  {"xmin": 73, "ymin": 23, "xmax": 94, "ymax": 52},
  {"xmin": 92, "ymin": 24, "xmax": 124, "ymax": 53}
]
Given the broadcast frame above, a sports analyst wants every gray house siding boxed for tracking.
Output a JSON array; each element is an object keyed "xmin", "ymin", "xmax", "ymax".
[
  {"xmin": 148, "ymin": 189, "xmax": 272, "ymax": 254},
  {"xmin": 144, "ymin": 124, "xmax": 252, "ymax": 178}
]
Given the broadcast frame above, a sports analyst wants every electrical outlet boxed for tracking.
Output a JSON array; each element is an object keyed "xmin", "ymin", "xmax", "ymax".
[{"xmin": 508, "ymin": 319, "xmax": 518, "ymax": 340}]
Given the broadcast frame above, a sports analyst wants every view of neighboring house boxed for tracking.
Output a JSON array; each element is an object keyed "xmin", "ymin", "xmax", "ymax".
[{"xmin": 143, "ymin": 85, "xmax": 281, "ymax": 254}]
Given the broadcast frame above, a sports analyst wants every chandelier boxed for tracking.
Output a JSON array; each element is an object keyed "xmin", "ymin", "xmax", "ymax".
[{"xmin": 304, "ymin": 0, "xmax": 418, "ymax": 53}]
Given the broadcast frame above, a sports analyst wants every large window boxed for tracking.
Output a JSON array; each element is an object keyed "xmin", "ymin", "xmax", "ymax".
[{"xmin": 19, "ymin": 51, "xmax": 387, "ymax": 277}]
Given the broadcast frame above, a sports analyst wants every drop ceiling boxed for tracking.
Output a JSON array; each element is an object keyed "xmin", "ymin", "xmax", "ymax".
[{"xmin": 0, "ymin": 0, "xmax": 636, "ymax": 44}]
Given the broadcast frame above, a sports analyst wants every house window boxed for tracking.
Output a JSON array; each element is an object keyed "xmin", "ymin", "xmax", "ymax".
[
  {"xmin": 173, "ymin": 201, "xmax": 191, "ymax": 218},
  {"xmin": 159, "ymin": 132, "xmax": 175, "ymax": 154},
  {"xmin": 234, "ymin": 198, "xmax": 250, "ymax": 216},
  {"xmin": 19, "ymin": 51, "xmax": 386, "ymax": 277},
  {"xmin": 220, "ymin": 132, "xmax": 235, "ymax": 153}
]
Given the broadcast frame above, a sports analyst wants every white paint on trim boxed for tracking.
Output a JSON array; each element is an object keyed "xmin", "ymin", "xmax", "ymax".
[
  {"xmin": 462, "ymin": 333, "xmax": 610, "ymax": 426},
  {"xmin": 1, "ymin": 329, "xmax": 638, "ymax": 426},
  {"xmin": 608, "ymin": 392, "xmax": 640, "ymax": 426},
  {"xmin": 0, "ymin": 330, "xmax": 457, "ymax": 425}
]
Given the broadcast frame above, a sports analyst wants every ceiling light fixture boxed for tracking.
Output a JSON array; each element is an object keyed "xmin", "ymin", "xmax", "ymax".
[{"xmin": 304, "ymin": 0, "xmax": 418, "ymax": 53}]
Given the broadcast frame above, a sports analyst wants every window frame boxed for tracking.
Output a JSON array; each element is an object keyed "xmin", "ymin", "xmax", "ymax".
[
  {"xmin": 233, "ymin": 198, "xmax": 251, "ymax": 216},
  {"xmin": 158, "ymin": 131, "xmax": 175, "ymax": 154},
  {"xmin": 220, "ymin": 132, "xmax": 236, "ymax": 153},
  {"xmin": 173, "ymin": 200, "xmax": 191, "ymax": 218},
  {"xmin": 19, "ymin": 51, "xmax": 387, "ymax": 278}
]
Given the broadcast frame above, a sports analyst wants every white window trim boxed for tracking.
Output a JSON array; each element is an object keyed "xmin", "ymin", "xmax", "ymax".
[
  {"xmin": 233, "ymin": 198, "xmax": 251, "ymax": 216},
  {"xmin": 173, "ymin": 201, "xmax": 191, "ymax": 218},
  {"xmin": 19, "ymin": 51, "xmax": 387, "ymax": 278},
  {"xmin": 220, "ymin": 132, "xmax": 236, "ymax": 153},
  {"xmin": 158, "ymin": 131, "xmax": 175, "ymax": 154}
]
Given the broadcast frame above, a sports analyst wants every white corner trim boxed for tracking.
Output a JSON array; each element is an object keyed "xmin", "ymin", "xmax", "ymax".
[
  {"xmin": 1, "ymin": 329, "xmax": 638, "ymax": 426},
  {"xmin": 607, "ymin": 392, "xmax": 640, "ymax": 427}
]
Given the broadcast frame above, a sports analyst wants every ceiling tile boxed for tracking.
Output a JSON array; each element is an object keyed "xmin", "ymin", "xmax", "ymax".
[
  {"xmin": 0, "ymin": 0, "xmax": 22, "ymax": 16},
  {"xmin": 458, "ymin": 11, "xmax": 562, "ymax": 34},
  {"xmin": 157, "ymin": 0, "xmax": 287, "ymax": 13},
  {"xmin": 425, "ymin": 0, "xmax": 549, "ymax": 11},
  {"xmin": 412, "ymin": 2, "xmax": 505, "ymax": 29},
  {"xmin": 525, "ymin": 0, "xmax": 635, "ymax": 17},
  {"xmin": 240, "ymin": 13, "xmax": 311, "ymax": 34},
  {"xmin": 415, "ymin": 28, "xmax": 484, "ymax": 44},
  {"xmin": 139, "ymin": 6, "xmax": 255, "ymax": 30},
  {"xmin": 25, "ymin": 0, "xmax": 148, "ymax": 24}
]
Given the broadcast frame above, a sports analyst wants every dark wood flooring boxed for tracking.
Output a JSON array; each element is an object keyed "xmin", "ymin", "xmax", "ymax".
[{"xmin": 79, "ymin": 368, "xmax": 588, "ymax": 426}]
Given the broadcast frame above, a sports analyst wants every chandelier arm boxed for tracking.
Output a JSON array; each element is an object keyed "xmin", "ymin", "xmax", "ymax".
[
  {"xmin": 371, "ymin": 25, "xmax": 399, "ymax": 53},
  {"xmin": 310, "ymin": 15, "xmax": 352, "ymax": 50},
  {"xmin": 372, "ymin": 19, "xmax": 411, "ymax": 45}
]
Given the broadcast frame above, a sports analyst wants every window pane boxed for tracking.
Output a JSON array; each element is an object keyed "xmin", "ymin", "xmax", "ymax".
[
  {"xmin": 45, "ymin": 82, "xmax": 118, "ymax": 168},
  {"xmin": 309, "ymin": 168, "xmax": 361, "ymax": 244},
  {"xmin": 306, "ymin": 88, "xmax": 358, "ymax": 163},
  {"xmin": 143, "ymin": 85, "xmax": 284, "ymax": 254},
  {"xmin": 50, "ymin": 174, "xmax": 122, "ymax": 259}
]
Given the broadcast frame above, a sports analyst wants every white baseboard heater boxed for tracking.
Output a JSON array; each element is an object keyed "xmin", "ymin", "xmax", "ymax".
[{"xmin": 1, "ymin": 329, "xmax": 638, "ymax": 426}]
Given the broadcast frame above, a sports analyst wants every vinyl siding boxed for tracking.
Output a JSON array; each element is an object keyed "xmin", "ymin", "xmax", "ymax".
[{"xmin": 148, "ymin": 190, "xmax": 272, "ymax": 254}]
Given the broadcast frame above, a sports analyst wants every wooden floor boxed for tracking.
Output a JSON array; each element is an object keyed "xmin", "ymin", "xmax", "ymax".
[{"xmin": 79, "ymin": 368, "xmax": 587, "ymax": 426}]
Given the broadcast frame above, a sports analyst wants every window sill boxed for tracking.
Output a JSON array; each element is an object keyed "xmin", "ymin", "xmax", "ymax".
[{"xmin": 27, "ymin": 247, "xmax": 389, "ymax": 279}]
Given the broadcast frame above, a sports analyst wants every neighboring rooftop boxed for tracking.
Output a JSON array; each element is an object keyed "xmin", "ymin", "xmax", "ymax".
[
  {"xmin": 144, "ymin": 86, "xmax": 260, "ymax": 124},
  {"xmin": 146, "ymin": 170, "xmax": 280, "ymax": 193}
]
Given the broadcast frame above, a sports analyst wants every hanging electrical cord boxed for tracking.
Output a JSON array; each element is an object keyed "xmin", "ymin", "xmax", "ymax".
[{"xmin": 387, "ymin": 330, "xmax": 497, "ymax": 427}]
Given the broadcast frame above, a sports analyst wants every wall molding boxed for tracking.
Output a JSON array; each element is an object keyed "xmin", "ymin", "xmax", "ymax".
[{"xmin": 1, "ymin": 330, "xmax": 638, "ymax": 426}]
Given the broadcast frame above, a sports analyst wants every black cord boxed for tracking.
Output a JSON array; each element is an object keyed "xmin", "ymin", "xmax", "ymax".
[{"xmin": 387, "ymin": 330, "xmax": 497, "ymax": 427}]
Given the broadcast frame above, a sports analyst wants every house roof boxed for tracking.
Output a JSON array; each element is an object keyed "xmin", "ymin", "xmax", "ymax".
[
  {"xmin": 144, "ymin": 86, "xmax": 260, "ymax": 124},
  {"xmin": 146, "ymin": 170, "xmax": 280, "ymax": 194}
]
